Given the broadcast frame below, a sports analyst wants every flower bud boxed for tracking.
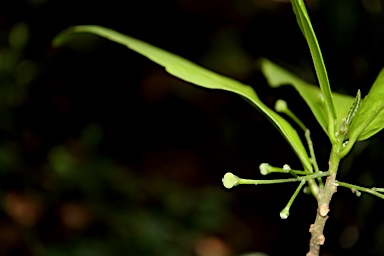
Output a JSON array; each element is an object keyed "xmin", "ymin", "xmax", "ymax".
[
  {"xmin": 222, "ymin": 172, "xmax": 239, "ymax": 189},
  {"xmin": 275, "ymin": 99, "xmax": 287, "ymax": 113},
  {"xmin": 280, "ymin": 207, "xmax": 290, "ymax": 219},
  {"xmin": 259, "ymin": 163, "xmax": 270, "ymax": 175},
  {"xmin": 282, "ymin": 164, "xmax": 291, "ymax": 173}
]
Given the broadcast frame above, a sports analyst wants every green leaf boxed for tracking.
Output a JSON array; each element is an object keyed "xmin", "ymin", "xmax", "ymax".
[
  {"xmin": 53, "ymin": 25, "xmax": 312, "ymax": 171},
  {"xmin": 349, "ymin": 68, "xmax": 384, "ymax": 142},
  {"xmin": 260, "ymin": 59, "xmax": 354, "ymax": 135},
  {"xmin": 291, "ymin": 0, "xmax": 336, "ymax": 132},
  {"xmin": 345, "ymin": 90, "xmax": 361, "ymax": 126}
]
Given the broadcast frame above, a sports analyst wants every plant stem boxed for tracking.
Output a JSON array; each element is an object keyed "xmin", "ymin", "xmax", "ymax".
[
  {"xmin": 274, "ymin": 100, "xmax": 319, "ymax": 197},
  {"xmin": 265, "ymin": 165, "xmax": 313, "ymax": 175},
  {"xmin": 305, "ymin": 129, "xmax": 324, "ymax": 188},
  {"xmin": 280, "ymin": 180, "xmax": 306, "ymax": 219},
  {"xmin": 237, "ymin": 172, "xmax": 329, "ymax": 185},
  {"xmin": 336, "ymin": 181, "xmax": 384, "ymax": 200},
  {"xmin": 307, "ymin": 138, "xmax": 343, "ymax": 256},
  {"xmin": 338, "ymin": 139, "xmax": 354, "ymax": 158},
  {"xmin": 282, "ymin": 105, "xmax": 307, "ymax": 132}
]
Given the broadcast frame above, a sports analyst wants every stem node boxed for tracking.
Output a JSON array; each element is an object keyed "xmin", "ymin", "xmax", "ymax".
[{"xmin": 319, "ymin": 204, "xmax": 329, "ymax": 217}]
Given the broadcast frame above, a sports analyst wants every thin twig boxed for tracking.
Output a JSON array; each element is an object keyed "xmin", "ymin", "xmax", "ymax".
[
  {"xmin": 280, "ymin": 180, "xmax": 306, "ymax": 219},
  {"xmin": 264, "ymin": 165, "xmax": 313, "ymax": 175},
  {"xmin": 238, "ymin": 172, "xmax": 329, "ymax": 185},
  {"xmin": 336, "ymin": 181, "xmax": 384, "ymax": 200},
  {"xmin": 305, "ymin": 129, "xmax": 324, "ymax": 188}
]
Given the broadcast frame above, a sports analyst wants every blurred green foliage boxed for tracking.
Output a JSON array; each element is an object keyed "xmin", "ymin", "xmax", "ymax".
[{"xmin": 1, "ymin": 0, "xmax": 384, "ymax": 255}]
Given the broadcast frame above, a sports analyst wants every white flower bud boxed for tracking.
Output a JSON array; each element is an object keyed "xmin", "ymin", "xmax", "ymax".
[
  {"xmin": 275, "ymin": 99, "xmax": 287, "ymax": 113},
  {"xmin": 283, "ymin": 164, "xmax": 291, "ymax": 173},
  {"xmin": 280, "ymin": 207, "xmax": 290, "ymax": 219},
  {"xmin": 259, "ymin": 163, "xmax": 270, "ymax": 175},
  {"xmin": 222, "ymin": 172, "xmax": 239, "ymax": 189}
]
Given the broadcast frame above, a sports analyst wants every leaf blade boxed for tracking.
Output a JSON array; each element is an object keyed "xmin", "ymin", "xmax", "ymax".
[
  {"xmin": 291, "ymin": 0, "xmax": 336, "ymax": 131},
  {"xmin": 349, "ymin": 68, "xmax": 384, "ymax": 141},
  {"xmin": 54, "ymin": 25, "xmax": 312, "ymax": 171}
]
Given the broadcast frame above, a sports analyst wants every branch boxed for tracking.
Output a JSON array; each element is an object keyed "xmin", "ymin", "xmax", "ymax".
[
  {"xmin": 307, "ymin": 173, "xmax": 337, "ymax": 256},
  {"xmin": 305, "ymin": 129, "xmax": 324, "ymax": 188},
  {"xmin": 222, "ymin": 171, "xmax": 329, "ymax": 189},
  {"xmin": 307, "ymin": 137, "xmax": 344, "ymax": 256},
  {"xmin": 336, "ymin": 181, "xmax": 384, "ymax": 200}
]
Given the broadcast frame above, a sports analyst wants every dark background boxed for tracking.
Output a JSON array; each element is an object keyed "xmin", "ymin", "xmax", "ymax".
[{"xmin": 1, "ymin": 0, "xmax": 384, "ymax": 255}]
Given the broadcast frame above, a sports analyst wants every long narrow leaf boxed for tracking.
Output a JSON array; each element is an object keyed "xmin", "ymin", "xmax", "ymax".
[
  {"xmin": 291, "ymin": 0, "xmax": 336, "ymax": 130},
  {"xmin": 53, "ymin": 25, "xmax": 312, "ymax": 171}
]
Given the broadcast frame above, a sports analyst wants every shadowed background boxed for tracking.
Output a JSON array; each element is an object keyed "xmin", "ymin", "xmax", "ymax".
[{"xmin": 1, "ymin": 0, "xmax": 384, "ymax": 255}]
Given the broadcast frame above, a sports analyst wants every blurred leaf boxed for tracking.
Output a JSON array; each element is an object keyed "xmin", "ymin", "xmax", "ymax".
[
  {"xmin": 9, "ymin": 23, "xmax": 29, "ymax": 50},
  {"xmin": 0, "ymin": 143, "xmax": 19, "ymax": 173},
  {"xmin": 239, "ymin": 253, "xmax": 269, "ymax": 256},
  {"xmin": 260, "ymin": 59, "xmax": 354, "ymax": 134},
  {"xmin": 49, "ymin": 146, "xmax": 75, "ymax": 176},
  {"xmin": 14, "ymin": 60, "xmax": 37, "ymax": 86},
  {"xmin": 53, "ymin": 25, "xmax": 312, "ymax": 171},
  {"xmin": 82, "ymin": 123, "xmax": 103, "ymax": 147}
]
